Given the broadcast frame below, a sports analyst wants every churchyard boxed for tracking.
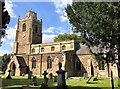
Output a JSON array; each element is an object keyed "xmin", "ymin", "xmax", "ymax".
[{"xmin": 0, "ymin": 75, "xmax": 118, "ymax": 89}]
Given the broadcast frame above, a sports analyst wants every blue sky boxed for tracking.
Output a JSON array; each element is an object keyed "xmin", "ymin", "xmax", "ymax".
[{"xmin": 0, "ymin": 0, "xmax": 73, "ymax": 56}]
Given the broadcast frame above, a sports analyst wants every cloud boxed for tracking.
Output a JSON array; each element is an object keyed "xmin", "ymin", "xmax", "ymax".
[
  {"xmin": 43, "ymin": 27, "xmax": 55, "ymax": 34},
  {"xmin": 0, "ymin": 48, "xmax": 10, "ymax": 56},
  {"xmin": 43, "ymin": 26, "xmax": 70, "ymax": 34},
  {"xmin": 6, "ymin": 24, "xmax": 17, "ymax": 40},
  {"xmin": 42, "ymin": 34, "xmax": 57, "ymax": 43},
  {"xmin": 53, "ymin": 0, "xmax": 72, "ymax": 22},
  {"xmin": 5, "ymin": 0, "xmax": 16, "ymax": 18}
]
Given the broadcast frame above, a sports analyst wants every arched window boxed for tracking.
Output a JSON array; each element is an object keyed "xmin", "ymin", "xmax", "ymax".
[
  {"xmin": 62, "ymin": 45, "xmax": 66, "ymax": 50},
  {"xmin": 35, "ymin": 25, "xmax": 38, "ymax": 33},
  {"xmin": 22, "ymin": 23, "xmax": 26, "ymax": 32},
  {"xmin": 51, "ymin": 46, "xmax": 55, "ymax": 51},
  {"xmin": 47, "ymin": 56, "xmax": 52, "ymax": 69},
  {"xmin": 32, "ymin": 57, "xmax": 36, "ymax": 69},
  {"xmin": 32, "ymin": 48, "xmax": 35, "ymax": 53},
  {"xmin": 75, "ymin": 60, "xmax": 81, "ymax": 71},
  {"xmin": 41, "ymin": 47, "xmax": 44, "ymax": 52}
]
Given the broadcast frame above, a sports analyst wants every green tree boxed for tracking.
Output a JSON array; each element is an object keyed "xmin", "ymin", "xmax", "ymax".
[
  {"xmin": 65, "ymin": 2, "xmax": 120, "ymax": 77},
  {"xmin": 54, "ymin": 33, "xmax": 79, "ymax": 42},
  {"xmin": 2, "ymin": 54, "xmax": 11, "ymax": 74},
  {"xmin": 0, "ymin": 1, "xmax": 10, "ymax": 46}
]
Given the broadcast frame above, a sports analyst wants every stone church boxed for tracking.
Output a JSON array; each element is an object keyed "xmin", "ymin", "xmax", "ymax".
[{"xmin": 6, "ymin": 11, "xmax": 118, "ymax": 77}]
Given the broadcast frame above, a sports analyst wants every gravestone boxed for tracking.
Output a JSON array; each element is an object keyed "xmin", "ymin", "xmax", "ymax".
[
  {"xmin": 28, "ymin": 71, "xmax": 32, "ymax": 79},
  {"xmin": 40, "ymin": 71, "xmax": 50, "ymax": 89},
  {"xmin": 55, "ymin": 62, "xmax": 68, "ymax": 89},
  {"xmin": 54, "ymin": 76, "xmax": 57, "ymax": 82},
  {"xmin": 31, "ymin": 76, "xmax": 37, "ymax": 86},
  {"xmin": 6, "ymin": 70, "xmax": 12, "ymax": 79},
  {"xmin": 83, "ymin": 72, "xmax": 87, "ymax": 79},
  {"xmin": 49, "ymin": 73, "xmax": 53, "ymax": 79},
  {"xmin": 0, "ymin": 76, "xmax": 2, "ymax": 88}
]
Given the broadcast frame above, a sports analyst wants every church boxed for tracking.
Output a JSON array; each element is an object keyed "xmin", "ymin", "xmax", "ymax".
[{"xmin": 6, "ymin": 11, "xmax": 118, "ymax": 77}]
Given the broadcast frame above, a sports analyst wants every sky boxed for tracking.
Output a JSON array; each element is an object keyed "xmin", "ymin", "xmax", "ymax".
[{"xmin": 0, "ymin": 0, "xmax": 73, "ymax": 56}]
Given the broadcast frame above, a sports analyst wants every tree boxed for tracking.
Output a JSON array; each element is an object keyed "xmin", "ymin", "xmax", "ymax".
[
  {"xmin": 54, "ymin": 33, "xmax": 79, "ymax": 42},
  {"xmin": 65, "ymin": 2, "xmax": 120, "ymax": 77},
  {"xmin": 0, "ymin": 1, "xmax": 10, "ymax": 46},
  {"xmin": 2, "ymin": 54, "xmax": 11, "ymax": 74}
]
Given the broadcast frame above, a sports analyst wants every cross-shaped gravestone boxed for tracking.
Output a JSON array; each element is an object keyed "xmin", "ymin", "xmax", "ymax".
[
  {"xmin": 55, "ymin": 62, "xmax": 68, "ymax": 89},
  {"xmin": 40, "ymin": 71, "xmax": 50, "ymax": 89},
  {"xmin": 6, "ymin": 70, "xmax": 12, "ymax": 79},
  {"xmin": 42, "ymin": 71, "xmax": 48, "ymax": 85}
]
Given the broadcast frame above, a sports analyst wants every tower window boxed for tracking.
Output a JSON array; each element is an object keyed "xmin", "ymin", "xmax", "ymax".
[
  {"xmin": 62, "ymin": 45, "xmax": 66, "ymax": 50},
  {"xmin": 47, "ymin": 56, "xmax": 52, "ymax": 69},
  {"xmin": 32, "ymin": 57, "xmax": 36, "ymax": 69},
  {"xmin": 51, "ymin": 46, "xmax": 55, "ymax": 51},
  {"xmin": 41, "ymin": 47, "xmax": 44, "ymax": 52},
  {"xmin": 35, "ymin": 25, "xmax": 37, "ymax": 33},
  {"xmin": 32, "ymin": 48, "xmax": 35, "ymax": 53},
  {"xmin": 22, "ymin": 23, "xmax": 26, "ymax": 32}
]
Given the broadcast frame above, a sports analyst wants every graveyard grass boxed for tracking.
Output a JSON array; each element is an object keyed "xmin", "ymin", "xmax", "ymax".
[{"xmin": 1, "ymin": 75, "xmax": 119, "ymax": 89}]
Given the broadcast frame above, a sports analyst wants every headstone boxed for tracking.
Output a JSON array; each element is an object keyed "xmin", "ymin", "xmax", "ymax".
[
  {"xmin": 49, "ymin": 73, "xmax": 53, "ymax": 79},
  {"xmin": 28, "ymin": 71, "xmax": 32, "ymax": 79},
  {"xmin": 31, "ymin": 76, "xmax": 37, "ymax": 86},
  {"xmin": 0, "ymin": 76, "xmax": 2, "ymax": 88},
  {"xmin": 65, "ymin": 72, "xmax": 68, "ymax": 79},
  {"xmin": 55, "ymin": 62, "xmax": 68, "ymax": 89},
  {"xmin": 83, "ymin": 72, "xmax": 87, "ymax": 79},
  {"xmin": 40, "ymin": 71, "xmax": 50, "ymax": 89},
  {"xmin": 6, "ymin": 70, "xmax": 12, "ymax": 79},
  {"xmin": 54, "ymin": 76, "xmax": 57, "ymax": 82}
]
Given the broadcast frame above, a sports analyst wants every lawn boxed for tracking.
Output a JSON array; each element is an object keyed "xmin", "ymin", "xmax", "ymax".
[{"xmin": 0, "ymin": 75, "xmax": 119, "ymax": 89}]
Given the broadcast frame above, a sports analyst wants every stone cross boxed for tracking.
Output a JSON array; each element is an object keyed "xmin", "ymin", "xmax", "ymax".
[
  {"xmin": 40, "ymin": 71, "xmax": 50, "ymax": 89},
  {"xmin": 42, "ymin": 71, "xmax": 48, "ymax": 85},
  {"xmin": 56, "ymin": 62, "xmax": 68, "ymax": 89}
]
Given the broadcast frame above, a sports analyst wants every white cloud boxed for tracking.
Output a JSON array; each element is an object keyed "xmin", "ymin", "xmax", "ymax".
[
  {"xmin": 53, "ymin": 0, "xmax": 72, "ymax": 22},
  {"xmin": 6, "ymin": 24, "xmax": 17, "ymax": 40},
  {"xmin": 60, "ymin": 15, "xmax": 68, "ymax": 22},
  {"xmin": 0, "ymin": 48, "xmax": 10, "ymax": 56},
  {"xmin": 5, "ymin": 0, "xmax": 16, "ymax": 18},
  {"xmin": 43, "ymin": 26, "xmax": 70, "ymax": 34},
  {"xmin": 42, "ymin": 34, "xmax": 57, "ymax": 43},
  {"xmin": 43, "ymin": 27, "xmax": 55, "ymax": 33}
]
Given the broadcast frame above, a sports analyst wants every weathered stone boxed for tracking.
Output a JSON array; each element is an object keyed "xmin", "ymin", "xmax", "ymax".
[{"xmin": 55, "ymin": 62, "xmax": 68, "ymax": 89}]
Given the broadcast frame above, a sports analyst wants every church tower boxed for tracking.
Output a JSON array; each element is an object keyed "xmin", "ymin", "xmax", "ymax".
[{"xmin": 12, "ymin": 11, "xmax": 42, "ymax": 54}]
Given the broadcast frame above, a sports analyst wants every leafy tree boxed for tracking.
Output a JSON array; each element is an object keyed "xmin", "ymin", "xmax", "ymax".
[
  {"xmin": 54, "ymin": 33, "xmax": 79, "ymax": 42},
  {"xmin": 65, "ymin": 2, "xmax": 120, "ymax": 77},
  {"xmin": 0, "ymin": 1, "xmax": 10, "ymax": 46},
  {"xmin": 2, "ymin": 54, "xmax": 11, "ymax": 74}
]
